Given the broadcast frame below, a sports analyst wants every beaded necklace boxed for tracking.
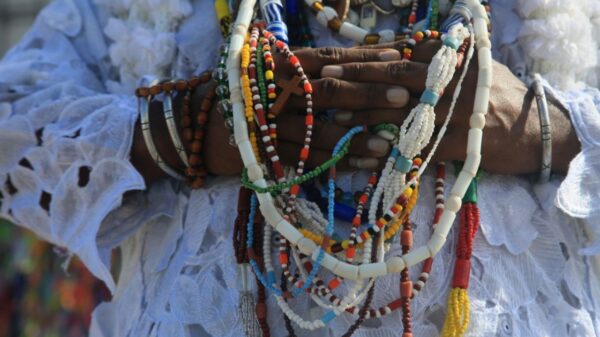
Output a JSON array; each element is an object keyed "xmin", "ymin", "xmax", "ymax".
[
  {"xmin": 227, "ymin": 0, "xmax": 492, "ymax": 335},
  {"xmin": 229, "ymin": 0, "xmax": 491, "ymax": 290}
]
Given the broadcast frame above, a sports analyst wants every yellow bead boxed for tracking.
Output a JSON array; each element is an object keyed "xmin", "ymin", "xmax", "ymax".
[
  {"xmin": 265, "ymin": 70, "xmax": 274, "ymax": 80},
  {"xmin": 341, "ymin": 240, "xmax": 349, "ymax": 249},
  {"xmin": 312, "ymin": 2, "xmax": 324, "ymax": 11}
]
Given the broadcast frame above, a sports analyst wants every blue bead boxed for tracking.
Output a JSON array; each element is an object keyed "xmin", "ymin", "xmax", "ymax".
[
  {"xmin": 321, "ymin": 310, "xmax": 337, "ymax": 324},
  {"xmin": 390, "ymin": 147, "xmax": 399, "ymax": 158},
  {"xmin": 334, "ymin": 202, "xmax": 355, "ymax": 222},
  {"xmin": 268, "ymin": 271, "xmax": 276, "ymax": 285},
  {"xmin": 443, "ymin": 36, "xmax": 460, "ymax": 50},
  {"xmin": 395, "ymin": 155, "xmax": 412, "ymax": 173},
  {"xmin": 420, "ymin": 89, "xmax": 440, "ymax": 106}
]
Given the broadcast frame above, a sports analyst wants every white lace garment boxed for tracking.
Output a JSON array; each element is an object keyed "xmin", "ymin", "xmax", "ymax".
[{"xmin": 0, "ymin": 0, "xmax": 599, "ymax": 336}]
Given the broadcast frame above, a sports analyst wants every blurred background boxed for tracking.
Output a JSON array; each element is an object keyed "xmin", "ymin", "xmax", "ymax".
[
  {"xmin": 0, "ymin": 0, "xmax": 48, "ymax": 55},
  {"xmin": 0, "ymin": 1, "xmax": 110, "ymax": 336}
]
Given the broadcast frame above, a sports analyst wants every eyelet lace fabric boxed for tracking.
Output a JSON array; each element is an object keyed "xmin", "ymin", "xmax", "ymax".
[{"xmin": 0, "ymin": 0, "xmax": 599, "ymax": 336}]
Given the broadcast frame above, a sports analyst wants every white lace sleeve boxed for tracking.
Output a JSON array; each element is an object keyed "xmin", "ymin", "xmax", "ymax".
[
  {"xmin": 0, "ymin": 0, "xmax": 145, "ymax": 292},
  {"xmin": 549, "ymin": 85, "xmax": 600, "ymax": 254}
]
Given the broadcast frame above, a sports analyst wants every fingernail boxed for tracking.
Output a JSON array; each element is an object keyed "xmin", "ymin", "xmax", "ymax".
[
  {"xmin": 386, "ymin": 87, "xmax": 409, "ymax": 106},
  {"xmin": 321, "ymin": 65, "xmax": 343, "ymax": 78},
  {"xmin": 349, "ymin": 157, "xmax": 379, "ymax": 169},
  {"xmin": 335, "ymin": 111, "xmax": 353, "ymax": 122},
  {"xmin": 379, "ymin": 50, "xmax": 401, "ymax": 61},
  {"xmin": 367, "ymin": 137, "xmax": 390, "ymax": 154}
]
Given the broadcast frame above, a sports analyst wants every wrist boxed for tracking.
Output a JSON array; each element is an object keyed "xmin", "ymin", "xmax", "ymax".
[{"xmin": 548, "ymin": 96, "xmax": 580, "ymax": 174}]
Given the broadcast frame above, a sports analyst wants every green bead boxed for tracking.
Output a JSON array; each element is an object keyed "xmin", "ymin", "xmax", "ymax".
[
  {"xmin": 394, "ymin": 155, "xmax": 412, "ymax": 173},
  {"xmin": 463, "ymin": 178, "xmax": 478, "ymax": 203}
]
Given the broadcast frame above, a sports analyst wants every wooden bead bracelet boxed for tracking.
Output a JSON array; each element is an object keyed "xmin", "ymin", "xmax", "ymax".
[{"xmin": 135, "ymin": 72, "xmax": 215, "ymax": 188}]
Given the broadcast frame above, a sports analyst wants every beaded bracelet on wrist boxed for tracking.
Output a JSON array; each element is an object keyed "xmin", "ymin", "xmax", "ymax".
[{"xmin": 135, "ymin": 74, "xmax": 213, "ymax": 188}]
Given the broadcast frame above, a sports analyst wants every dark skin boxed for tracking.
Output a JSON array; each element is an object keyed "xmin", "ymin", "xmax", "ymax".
[{"xmin": 131, "ymin": 41, "xmax": 580, "ymax": 185}]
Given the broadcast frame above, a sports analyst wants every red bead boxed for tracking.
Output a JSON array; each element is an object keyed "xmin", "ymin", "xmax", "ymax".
[
  {"xmin": 452, "ymin": 259, "xmax": 471, "ymax": 288},
  {"xmin": 401, "ymin": 230, "xmax": 413, "ymax": 247},
  {"xmin": 290, "ymin": 185, "xmax": 300, "ymax": 196},
  {"xmin": 279, "ymin": 253, "xmax": 288, "ymax": 265},
  {"xmin": 305, "ymin": 114, "xmax": 314, "ymax": 125},
  {"xmin": 422, "ymin": 257, "xmax": 433, "ymax": 273},
  {"xmin": 290, "ymin": 55, "xmax": 299, "ymax": 66},
  {"xmin": 300, "ymin": 147, "xmax": 309, "ymax": 161},
  {"xmin": 328, "ymin": 278, "xmax": 341, "ymax": 289},
  {"xmin": 389, "ymin": 299, "xmax": 402, "ymax": 311},
  {"xmin": 272, "ymin": 161, "xmax": 284, "ymax": 179},
  {"xmin": 400, "ymin": 281, "xmax": 413, "ymax": 297},
  {"xmin": 346, "ymin": 247, "xmax": 356, "ymax": 259},
  {"xmin": 303, "ymin": 82, "xmax": 313, "ymax": 94}
]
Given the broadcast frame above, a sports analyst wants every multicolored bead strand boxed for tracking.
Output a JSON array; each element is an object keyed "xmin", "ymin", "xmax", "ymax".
[
  {"xmin": 249, "ymin": 27, "xmax": 285, "ymax": 180},
  {"xmin": 440, "ymin": 176, "xmax": 480, "ymax": 337}
]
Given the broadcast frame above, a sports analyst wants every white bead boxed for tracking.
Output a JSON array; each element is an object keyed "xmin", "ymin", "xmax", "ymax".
[
  {"xmin": 247, "ymin": 162, "xmax": 263, "ymax": 182},
  {"xmin": 316, "ymin": 6, "xmax": 338, "ymax": 27},
  {"xmin": 473, "ymin": 5, "xmax": 489, "ymax": 22},
  {"xmin": 339, "ymin": 22, "xmax": 369, "ymax": 43},
  {"xmin": 377, "ymin": 130, "xmax": 396, "ymax": 141},
  {"xmin": 386, "ymin": 256, "xmax": 406, "ymax": 273},
  {"xmin": 333, "ymin": 262, "xmax": 359, "ymax": 281},
  {"xmin": 473, "ymin": 19, "xmax": 487, "ymax": 41},
  {"xmin": 427, "ymin": 232, "xmax": 447, "ymax": 256},
  {"xmin": 238, "ymin": 140, "xmax": 258, "ymax": 165},
  {"xmin": 358, "ymin": 262, "xmax": 387, "ymax": 279},
  {"xmin": 462, "ymin": 153, "xmax": 481, "ymax": 177},
  {"xmin": 378, "ymin": 29, "xmax": 396, "ymax": 43},
  {"xmin": 477, "ymin": 48, "xmax": 492, "ymax": 69},
  {"xmin": 318, "ymin": 252, "xmax": 340, "ymax": 271},
  {"xmin": 477, "ymin": 69, "xmax": 492, "ymax": 88},
  {"xmin": 473, "ymin": 86, "xmax": 490, "ymax": 115},
  {"xmin": 403, "ymin": 246, "xmax": 430, "ymax": 268},
  {"xmin": 256, "ymin": 191, "xmax": 274, "ymax": 206},
  {"xmin": 436, "ymin": 211, "xmax": 456, "ymax": 237},
  {"xmin": 446, "ymin": 195, "xmax": 462, "ymax": 213},
  {"xmin": 450, "ymin": 171, "xmax": 473, "ymax": 200},
  {"xmin": 277, "ymin": 221, "xmax": 303, "ymax": 245},
  {"xmin": 297, "ymin": 237, "xmax": 317, "ymax": 256},
  {"xmin": 469, "ymin": 113, "xmax": 486, "ymax": 129},
  {"xmin": 467, "ymin": 128, "xmax": 483, "ymax": 155},
  {"xmin": 477, "ymin": 36, "xmax": 492, "ymax": 49}
]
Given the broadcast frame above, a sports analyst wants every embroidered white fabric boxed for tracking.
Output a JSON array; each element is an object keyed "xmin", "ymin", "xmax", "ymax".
[{"xmin": 0, "ymin": 0, "xmax": 599, "ymax": 336}]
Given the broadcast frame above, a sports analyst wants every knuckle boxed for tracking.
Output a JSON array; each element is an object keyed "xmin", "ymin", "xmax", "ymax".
[
  {"xmin": 320, "ymin": 78, "xmax": 342, "ymax": 98},
  {"xmin": 346, "ymin": 63, "xmax": 363, "ymax": 79},
  {"xmin": 317, "ymin": 47, "xmax": 341, "ymax": 62},
  {"xmin": 386, "ymin": 61, "xmax": 410, "ymax": 78}
]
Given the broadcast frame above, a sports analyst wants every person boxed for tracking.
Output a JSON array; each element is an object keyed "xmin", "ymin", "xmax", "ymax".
[{"xmin": 0, "ymin": 0, "xmax": 598, "ymax": 336}]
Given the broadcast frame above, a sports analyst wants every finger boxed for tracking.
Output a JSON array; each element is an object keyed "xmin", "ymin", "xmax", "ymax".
[
  {"xmin": 288, "ymin": 78, "xmax": 410, "ymax": 110},
  {"xmin": 278, "ymin": 141, "xmax": 385, "ymax": 171},
  {"xmin": 357, "ymin": 39, "xmax": 442, "ymax": 64},
  {"xmin": 277, "ymin": 116, "xmax": 391, "ymax": 157},
  {"xmin": 333, "ymin": 98, "xmax": 418, "ymax": 126},
  {"xmin": 321, "ymin": 61, "xmax": 427, "ymax": 94},
  {"xmin": 293, "ymin": 47, "xmax": 401, "ymax": 77}
]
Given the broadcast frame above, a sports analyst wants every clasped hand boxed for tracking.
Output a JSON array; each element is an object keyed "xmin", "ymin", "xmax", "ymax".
[{"xmin": 203, "ymin": 41, "xmax": 578, "ymax": 176}]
